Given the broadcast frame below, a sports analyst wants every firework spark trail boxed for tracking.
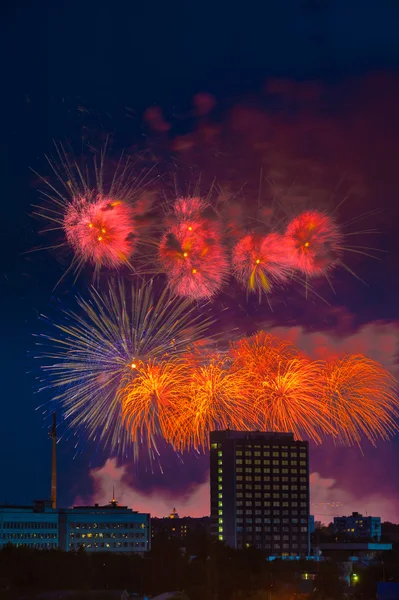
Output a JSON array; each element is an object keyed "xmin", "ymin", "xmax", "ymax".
[
  {"xmin": 231, "ymin": 332, "xmax": 336, "ymax": 443},
  {"xmin": 254, "ymin": 356, "xmax": 337, "ymax": 444},
  {"xmin": 231, "ymin": 331, "xmax": 299, "ymax": 370},
  {"xmin": 232, "ymin": 233, "xmax": 293, "ymax": 296},
  {"xmin": 172, "ymin": 356, "xmax": 255, "ymax": 452},
  {"xmin": 285, "ymin": 210, "xmax": 343, "ymax": 277},
  {"xmin": 322, "ymin": 354, "xmax": 399, "ymax": 446},
  {"xmin": 120, "ymin": 358, "xmax": 190, "ymax": 451},
  {"xmin": 36, "ymin": 280, "xmax": 212, "ymax": 455},
  {"xmin": 33, "ymin": 144, "xmax": 155, "ymax": 281}
]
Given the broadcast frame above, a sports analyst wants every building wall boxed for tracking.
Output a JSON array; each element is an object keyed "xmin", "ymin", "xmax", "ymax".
[
  {"xmin": 0, "ymin": 502, "xmax": 59, "ymax": 550},
  {"xmin": 210, "ymin": 430, "xmax": 310, "ymax": 556},
  {"xmin": 151, "ymin": 516, "xmax": 210, "ymax": 541},
  {"xmin": 59, "ymin": 506, "xmax": 151, "ymax": 553},
  {"xmin": 334, "ymin": 513, "xmax": 381, "ymax": 541}
]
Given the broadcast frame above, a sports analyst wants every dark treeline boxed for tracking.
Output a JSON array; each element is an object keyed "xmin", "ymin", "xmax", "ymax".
[{"xmin": 1, "ymin": 534, "xmax": 399, "ymax": 600}]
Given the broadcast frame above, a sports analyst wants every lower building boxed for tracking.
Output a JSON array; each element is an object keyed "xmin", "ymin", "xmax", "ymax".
[
  {"xmin": 59, "ymin": 497, "xmax": 151, "ymax": 554},
  {"xmin": 151, "ymin": 508, "xmax": 211, "ymax": 542},
  {"xmin": 334, "ymin": 512, "xmax": 381, "ymax": 541},
  {"xmin": 0, "ymin": 500, "xmax": 59, "ymax": 549}
]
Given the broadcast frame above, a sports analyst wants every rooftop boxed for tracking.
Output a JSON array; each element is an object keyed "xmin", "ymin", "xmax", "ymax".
[
  {"xmin": 210, "ymin": 430, "xmax": 296, "ymax": 442},
  {"xmin": 318, "ymin": 543, "xmax": 392, "ymax": 551}
]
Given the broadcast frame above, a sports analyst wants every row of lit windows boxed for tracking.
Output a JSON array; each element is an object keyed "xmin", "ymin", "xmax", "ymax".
[
  {"xmin": 236, "ymin": 544, "xmax": 306, "ymax": 553},
  {"xmin": 237, "ymin": 533, "xmax": 308, "ymax": 541},
  {"xmin": 236, "ymin": 529, "xmax": 306, "ymax": 537},
  {"xmin": 237, "ymin": 506, "xmax": 307, "ymax": 512},
  {"xmin": 236, "ymin": 496, "xmax": 307, "ymax": 505},
  {"xmin": 71, "ymin": 541, "xmax": 146, "ymax": 550},
  {"xmin": 70, "ymin": 532, "xmax": 146, "ymax": 539},
  {"xmin": 236, "ymin": 458, "xmax": 307, "ymax": 466},
  {"xmin": 218, "ymin": 452, "xmax": 223, "ymax": 541},
  {"xmin": 236, "ymin": 469, "xmax": 307, "ymax": 478},
  {"xmin": 237, "ymin": 517, "xmax": 308, "ymax": 524},
  {"xmin": 70, "ymin": 522, "xmax": 146, "ymax": 530},
  {"xmin": 234, "ymin": 479, "xmax": 308, "ymax": 487},
  {"xmin": 236, "ymin": 486, "xmax": 308, "ymax": 500},
  {"xmin": 235, "ymin": 477, "xmax": 308, "ymax": 486},
  {"xmin": 240, "ymin": 484, "xmax": 307, "ymax": 491},
  {"xmin": 237, "ymin": 541, "xmax": 306, "ymax": 550},
  {"xmin": 1, "ymin": 522, "xmax": 57, "ymax": 530},
  {"xmin": 2, "ymin": 533, "xmax": 57, "ymax": 540},
  {"xmin": 237, "ymin": 523, "xmax": 308, "ymax": 531},
  {"xmin": 236, "ymin": 450, "xmax": 307, "ymax": 457},
  {"xmin": 0, "ymin": 542, "xmax": 57, "ymax": 549},
  {"xmin": 215, "ymin": 508, "xmax": 308, "ymax": 516}
]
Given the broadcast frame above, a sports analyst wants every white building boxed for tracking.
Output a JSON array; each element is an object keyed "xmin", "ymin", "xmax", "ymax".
[
  {"xmin": 0, "ymin": 500, "xmax": 59, "ymax": 550},
  {"xmin": 59, "ymin": 497, "xmax": 151, "ymax": 554}
]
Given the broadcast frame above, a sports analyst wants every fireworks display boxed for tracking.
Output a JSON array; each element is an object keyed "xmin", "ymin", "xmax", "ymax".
[
  {"xmin": 32, "ymin": 140, "xmax": 398, "ymax": 460},
  {"xmin": 37, "ymin": 280, "xmax": 212, "ymax": 453},
  {"xmin": 38, "ymin": 305, "xmax": 399, "ymax": 454}
]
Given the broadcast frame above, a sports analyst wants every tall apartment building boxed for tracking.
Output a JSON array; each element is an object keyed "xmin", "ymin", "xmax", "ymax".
[
  {"xmin": 334, "ymin": 512, "xmax": 381, "ymax": 542},
  {"xmin": 210, "ymin": 430, "xmax": 310, "ymax": 556}
]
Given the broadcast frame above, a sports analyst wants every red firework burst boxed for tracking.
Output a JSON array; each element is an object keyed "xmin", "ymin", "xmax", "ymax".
[
  {"xmin": 232, "ymin": 233, "xmax": 293, "ymax": 295},
  {"xmin": 173, "ymin": 196, "xmax": 207, "ymax": 222},
  {"xmin": 285, "ymin": 210, "xmax": 342, "ymax": 277},
  {"xmin": 64, "ymin": 197, "xmax": 136, "ymax": 271},
  {"xmin": 158, "ymin": 223, "xmax": 230, "ymax": 299},
  {"xmin": 33, "ymin": 144, "xmax": 155, "ymax": 282}
]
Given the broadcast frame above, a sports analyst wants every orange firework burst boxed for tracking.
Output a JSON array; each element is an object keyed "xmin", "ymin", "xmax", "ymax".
[
  {"xmin": 252, "ymin": 356, "xmax": 336, "ymax": 443},
  {"xmin": 232, "ymin": 331, "xmax": 299, "ymax": 370},
  {"xmin": 231, "ymin": 332, "xmax": 336, "ymax": 443},
  {"xmin": 120, "ymin": 358, "xmax": 189, "ymax": 450},
  {"xmin": 322, "ymin": 354, "xmax": 399, "ymax": 446},
  {"xmin": 172, "ymin": 356, "xmax": 254, "ymax": 452}
]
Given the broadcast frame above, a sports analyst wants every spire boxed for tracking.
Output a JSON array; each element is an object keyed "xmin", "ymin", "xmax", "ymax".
[
  {"xmin": 49, "ymin": 412, "xmax": 57, "ymax": 509},
  {"xmin": 110, "ymin": 485, "xmax": 117, "ymax": 506}
]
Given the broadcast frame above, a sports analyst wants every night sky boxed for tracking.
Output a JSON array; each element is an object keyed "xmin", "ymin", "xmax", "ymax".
[{"xmin": 2, "ymin": 0, "xmax": 399, "ymax": 523}]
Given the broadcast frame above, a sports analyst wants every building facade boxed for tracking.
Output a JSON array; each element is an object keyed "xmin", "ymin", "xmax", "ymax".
[
  {"xmin": 210, "ymin": 430, "xmax": 310, "ymax": 556},
  {"xmin": 59, "ymin": 499, "xmax": 151, "ymax": 553},
  {"xmin": 0, "ymin": 500, "xmax": 59, "ymax": 550},
  {"xmin": 151, "ymin": 509, "xmax": 211, "ymax": 542},
  {"xmin": 334, "ymin": 512, "xmax": 381, "ymax": 541}
]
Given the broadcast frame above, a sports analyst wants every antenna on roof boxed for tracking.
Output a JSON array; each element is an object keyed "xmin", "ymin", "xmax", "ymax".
[{"xmin": 110, "ymin": 485, "xmax": 117, "ymax": 506}]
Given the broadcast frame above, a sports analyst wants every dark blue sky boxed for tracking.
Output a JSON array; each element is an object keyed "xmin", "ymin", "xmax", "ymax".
[{"xmin": 2, "ymin": 0, "xmax": 399, "ymax": 512}]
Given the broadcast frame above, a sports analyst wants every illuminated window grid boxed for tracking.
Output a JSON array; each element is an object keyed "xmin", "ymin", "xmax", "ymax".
[{"xmin": 218, "ymin": 450, "xmax": 223, "ymax": 540}]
